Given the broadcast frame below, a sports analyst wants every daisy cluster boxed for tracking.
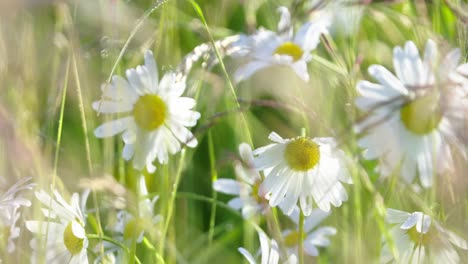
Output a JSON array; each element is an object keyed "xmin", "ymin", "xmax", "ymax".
[{"xmin": 1, "ymin": 2, "xmax": 467, "ymax": 264}]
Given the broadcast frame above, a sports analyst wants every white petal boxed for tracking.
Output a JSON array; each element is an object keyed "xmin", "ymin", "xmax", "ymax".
[
  {"xmin": 239, "ymin": 143, "xmax": 255, "ymax": 165},
  {"xmin": 277, "ymin": 6, "xmax": 292, "ymax": 39},
  {"xmin": 303, "ymin": 242, "xmax": 319, "ymax": 257},
  {"xmin": 227, "ymin": 197, "xmax": 243, "ymax": 210},
  {"xmin": 386, "ymin": 208, "xmax": 410, "ymax": 224},
  {"xmin": 238, "ymin": 248, "xmax": 256, "ymax": 264},
  {"xmin": 213, "ymin": 179, "xmax": 241, "ymax": 195},
  {"xmin": 445, "ymin": 230, "xmax": 468, "ymax": 250},
  {"xmin": 94, "ymin": 117, "xmax": 133, "ymax": 138},
  {"xmin": 92, "ymin": 101, "xmax": 133, "ymax": 113},
  {"xmin": 303, "ymin": 209, "xmax": 331, "ymax": 233},
  {"xmin": 268, "ymin": 132, "xmax": 285, "ymax": 143},
  {"xmin": 144, "ymin": 50, "xmax": 159, "ymax": 91},
  {"xmin": 294, "ymin": 16, "xmax": 330, "ymax": 52},
  {"xmin": 291, "ymin": 61, "xmax": 309, "ymax": 82},
  {"xmin": 234, "ymin": 61, "xmax": 271, "ymax": 83},
  {"xmin": 258, "ymin": 230, "xmax": 270, "ymax": 264},
  {"xmin": 166, "ymin": 119, "xmax": 198, "ymax": 148},
  {"xmin": 368, "ymin": 65, "xmax": 407, "ymax": 95},
  {"xmin": 159, "ymin": 72, "xmax": 185, "ymax": 97},
  {"xmin": 267, "ymin": 240, "xmax": 280, "ymax": 264}
]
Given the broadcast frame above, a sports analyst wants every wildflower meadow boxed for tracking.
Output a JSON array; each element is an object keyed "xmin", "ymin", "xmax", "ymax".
[{"xmin": 0, "ymin": 0, "xmax": 467, "ymax": 263}]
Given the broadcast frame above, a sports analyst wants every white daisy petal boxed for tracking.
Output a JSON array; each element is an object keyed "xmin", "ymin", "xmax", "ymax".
[
  {"xmin": 92, "ymin": 101, "xmax": 133, "ymax": 113},
  {"xmin": 238, "ymin": 248, "xmax": 256, "ymax": 264},
  {"xmin": 94, "ymin": 117, "xmax": 132, "ymax": 138},
  {"xmin": 293, "ymin": 15, "xmax": 329, "ymax": 52},
  {"xmin": 144, "ymin": 50, "xmax": 159, "ymax": 91},
  {"xmin": 234, "ymin": 61, "xmax": 271, "ymax": 83},
  {"xmin": 213, "ymin": 179, "xmax": 242, "ymax": 195},
  {"xmin": 227, "ymin": 197, "xmax": 243, "ymax": 210}
]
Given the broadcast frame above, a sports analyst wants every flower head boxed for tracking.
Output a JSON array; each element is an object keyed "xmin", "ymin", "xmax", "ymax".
[
  {"xmin": 213, "ymin": 143, "xmax": 269, "ymax": 218},
  {"xmin": 238, "ymin": 228, "xmax": 297, "ymax": 264},
  {"xmin": 0, "ymin": 177, "xmax": 34, "ymax": 253},
  {"xmin": 94, "ymin": 51, "xmax": 201, "ymax": 172},
  {"xmin": 283, "ymin": 207, "xmax": 336, "ymax": 257},
  {"xmin": 253, "ymin": 132, "xmax": 352, "ymax": 215},
  {"xmin": 112, "ymin": 176, "xmax": 161, "ymax": 243},
  {"xmin": 233, "ymin": 7, "xmax": 329, "ymax": 82},
  {"xmin": 381, "ymin": 208, "xmax": 468, "ymax": 263},
  {"xmin": 355, "ymin": 39, "xmax": 468, "ymax": 188},
  {"xmin": 26, "ymin": 189, "xmax": 89, "ymax": 264}
]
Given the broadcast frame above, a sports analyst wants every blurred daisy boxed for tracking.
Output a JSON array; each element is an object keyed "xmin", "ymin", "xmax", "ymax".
[
  {"xmin": 0, "ymin": 177, "xmax": 34, "ymax": 253},
  {"xmin": 308, "ymin": 0, "xmax": 363, "ymax": 36},
  {"xmin": 355, "ymin": 39, "xmax": 468, "ymax": 188},
  {"xmin": 93, "ymin": 50, "xmax": 201, "ymax": 172},
  {"xmin": 253, "ymin": 132, "xmax": 352, "ymax": 215},
  {"xmin": 233, "ymin": 6, "xmax": 330, "ymax": 82},
  {"xmin": 26, "ymin": 189, "xmax": 89, "ymax": 264},
  {"xmin": 283, "ymin": 207, "xmax": 336, "ymax": 257},
  {"xmin": 112, "ymin": 176, "xmax": 161, "ymax": 243},
  {"xmin": 381, "ymin": 208, "xmax": 468, "ymax": 264},
  {"xmin": 213, "ymin": 143, "xmax": 269, "ymax": 218},
  {"xmin": 239, "ymin": 228, "xmax": 298, "ymax": 264}
]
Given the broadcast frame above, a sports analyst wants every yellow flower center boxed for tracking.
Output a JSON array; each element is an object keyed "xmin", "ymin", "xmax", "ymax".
[
  {"xmin": 284, "ymin": 231, "xmax": 301, "ymax": 247},
  {"xmin": 63, "ymin": 222, "xmax": 84, "ymax": 255},
  {"xmin": 133, "ymin": 94, "xmax": 167, "ymax": 131},
  {"xmin": 284, "ymin": 137, "xmax": 320, "ymax": 171},
  {"xmin": 400, "ymin": 93, "xmax": 442, "ymax": 135},
  {"xmin": 406, "ymin": 226, "xmax": 435, "ymax": 246},
  {"xmin": 123, "ymin": 218, "xmax": 145, "ymax": 240},
  {"xmin": 251, "ymin": 180, "xmax": 265, "ymax": 204},
  {"xmin": 274, "ymin": 42, "xmax": 304, "ymax": 62}
]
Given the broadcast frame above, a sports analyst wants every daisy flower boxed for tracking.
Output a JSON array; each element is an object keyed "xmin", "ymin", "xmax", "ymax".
[
  {"xmin": 308, "ymin": 0, "xmax": 363, "ymax": 36},
  {"xmin": 253, "ymin": 132, "xmax": 352, "ymax": 216},
  {"xmin": 213, "ymin": 143, "xmax": 269, "ymax": 218},
  {"xmin": 0, "ymin": 177, "xmax": 34, "ymax": 253},
  {"xmin": 238, "ymin": 228, "xmax": 298, "ymax": 264},
  {"xmin": 93, "ymin": 50, "xmax": 201, "ymax": 172},
  {"xmin": 112, "ymin": 176, "xmax": 161, "ymax": 243},
  {"xmin": 355, "ymin": 39, "xmax": 468, "ymax": 188},
  {"xmin": 283, "ymin": 207, "xmax": 336, "ymax": 257},
  {"xmin": 381, "ymin": 208, "xmax": 468, "ymax": 263},
  {"xmin": 26, "ymin": 189, "xmax": 89, "ymax": 264},
  {"xmin": 233, "ymin": 6, "xmax": 330, "ymax": 83}
]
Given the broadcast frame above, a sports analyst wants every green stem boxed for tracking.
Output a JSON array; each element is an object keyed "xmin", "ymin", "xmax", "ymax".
[
  {"xmin": 87, "ymin": 234, "xmax": 142, "ymax": 264},
  {"xmin": 298, "ymin": 209, "xmax": 305, "ymax": 264},
  {"xmin": 188, "ymin": 0, "xmax": 253, "ymax": 145},
  {"xmin": 207, "ymin": 130, "xmax": 218, "ymax": 246},
  {"xmin": 159, "ymin": 150, "xmax": 187, "ymax": 260}
]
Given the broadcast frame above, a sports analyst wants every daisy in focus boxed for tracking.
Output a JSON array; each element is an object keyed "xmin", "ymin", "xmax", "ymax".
[
  {"xmin": 93, "ymin": 51, "xmax": 201, "ymax": 173},
  {"xmin": 239, "ymin": 228, "xmax": 297, "ymax": 264},
  {"xmin": 381, "ymin": 208, "xmax": 467, "ymax": 264},
  {"xmin": 26, "ymin": 189, "xmax": 89, "ymax": 264},
  {"xmin": 355, "ymin": 39, "xmax": 468, "ymax": 188},
  {"xmin": 213, "ymin": 143, "xmax": 269, "ymax": 218},
  {"xmin": 0, "ymin": 177, "xmax": 34, "ymax": 253},
  {"xmin": 253, "ymin": 132, "xmax": 352, "ymax": 215},
  {"xmin": 283, "ymin": 207, "xmax": 336, "ymax": 257},
  {"xmin": 112, "ymin": 176, "xmax": 161, "ymax": 243},
  {"xmin": 232, "ymin": 6, "xmax": 330, "ymax": 83}
]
